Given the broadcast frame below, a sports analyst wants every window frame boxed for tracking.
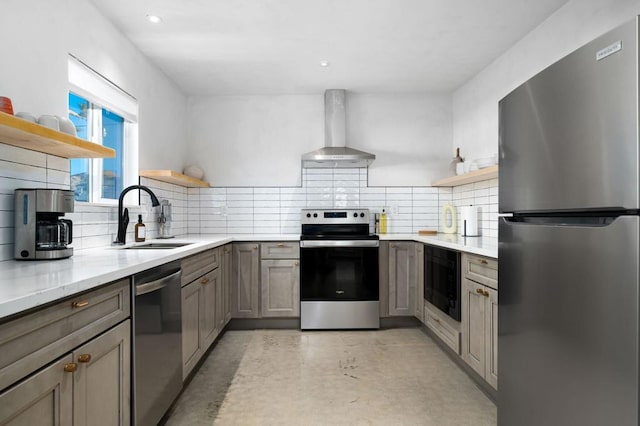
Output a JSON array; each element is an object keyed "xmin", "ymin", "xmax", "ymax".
[{"xmin": 68, "ymin": 55, "xmax": 139, "ymax": 206}]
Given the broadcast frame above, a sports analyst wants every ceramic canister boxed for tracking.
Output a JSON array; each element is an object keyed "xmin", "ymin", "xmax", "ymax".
[{"xmin": 441, "ymin": 203, "xmax": 457, "ymax": 234}]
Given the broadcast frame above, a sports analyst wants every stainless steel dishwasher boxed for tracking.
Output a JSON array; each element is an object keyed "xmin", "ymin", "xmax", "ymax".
[{"xmin": 133, "ymin": 261, "xmax": 182, "ymax": 426}]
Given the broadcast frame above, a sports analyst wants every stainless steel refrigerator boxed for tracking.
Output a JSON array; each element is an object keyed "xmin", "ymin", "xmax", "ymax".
[{"xmin": 498, "ymin": 16, "xmax": 639, "ymax": 426}]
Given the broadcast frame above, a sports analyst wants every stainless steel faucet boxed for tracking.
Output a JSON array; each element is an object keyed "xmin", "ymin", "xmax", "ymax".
[{"xmin": 114, "ymin": 185, "xmax": 160, "ymax": 245}]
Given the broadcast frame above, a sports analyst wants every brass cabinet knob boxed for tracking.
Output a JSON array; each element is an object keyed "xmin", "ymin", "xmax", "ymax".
[
  {"xmin": 64, "ymin": 363, "xmax": 78, "ymax": 373},
  {"xmin": 78, "ymin": 354, "xmax": 92, "ymax": 363},
  {"xmin": 480, "ymin": 259, "xmax": 488, "ymax": 265},
  {"xmin": 476, "ymin": 288, "xmax": 484, "ymax": 295},
  {"xmin": 201, "ymin": 277, "xmax": 210, "ymax": 285},
  {"xmin": 254, "ymin": 245, "xmax": 258, "ymax": 250},
  {"xmin": 72, "ymin": 300, "xmax": 89, "ymax": 308},
  {"xmin": 484, "ymin": 290, "xmax": 490, "ymax": 297},
  {"xmin": 294, "ymin": 261, "xmax": 299, "ymax": 266}
]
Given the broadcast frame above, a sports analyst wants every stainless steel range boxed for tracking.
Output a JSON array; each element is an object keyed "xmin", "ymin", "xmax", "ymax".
[{"xmin": 300, "ymin": 209, "xmax": 379, "ymax": 329}]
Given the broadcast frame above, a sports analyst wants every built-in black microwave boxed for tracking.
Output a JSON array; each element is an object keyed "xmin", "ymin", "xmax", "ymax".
[{"xmin": 424, "ymin": 245, "xmax": 461, "ymax": 321}]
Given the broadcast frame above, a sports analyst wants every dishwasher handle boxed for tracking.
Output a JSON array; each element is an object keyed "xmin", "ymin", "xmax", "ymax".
[{"xmin": 135, "ymin": 269, "xmax": 181, "ymax": 296}]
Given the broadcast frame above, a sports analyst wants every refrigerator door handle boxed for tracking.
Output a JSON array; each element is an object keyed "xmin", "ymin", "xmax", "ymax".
[{"xmin": 500, "ymin": 215, "xmax": 618, "ymax": 228}]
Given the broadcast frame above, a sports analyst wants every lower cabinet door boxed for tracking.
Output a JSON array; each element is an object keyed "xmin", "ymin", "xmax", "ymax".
[
  {"xmin": 261, "ymin": 260, "xmax": 300, "ymax": 318},
  {"xmin": 0, "ymin": 355, "xmax": 73, "ymax": 425},
  {"xmin": 223, "ymin": 245, "xmax": 233, "ymax": 324},
  {"xmin": 462, "ymin": 278, "xmax": 487, "ymax": 377},
  {"xmin": 73, "ymin": 320, "xmax": 131, "ymax": 426},
  {"xmin": 485, "ymin": 287, "xmax": 498, "ymax": 390},
  {"xmin": 199, "ymin": 269, "xmax": 219, "ymax": 351},
  {"xmin": 415, "ymin": 244, "xmax": 425, "ymax": 322},
  {"xmin": 182, "ymin": 280, "xmax": 202, "ymax": 379}
]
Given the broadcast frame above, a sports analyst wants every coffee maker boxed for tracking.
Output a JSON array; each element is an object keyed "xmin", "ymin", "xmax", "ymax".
[{"xmin": 14, "ymin": 189, "xmax": 74, "ymax": 260}]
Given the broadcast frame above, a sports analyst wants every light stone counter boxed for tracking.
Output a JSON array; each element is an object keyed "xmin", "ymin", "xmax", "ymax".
[
  {"xmin": 0, "ymin": 232, "xmax": 495, "ymax": 321},
  {"xmin": 379, "ymin": 234, "xmax": 497, "ymax": 259}
]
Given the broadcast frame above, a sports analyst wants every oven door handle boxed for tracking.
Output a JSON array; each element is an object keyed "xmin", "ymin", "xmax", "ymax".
[{"xmin": 300, "ymin": 240, "xmax": 380, "ymax": 248}]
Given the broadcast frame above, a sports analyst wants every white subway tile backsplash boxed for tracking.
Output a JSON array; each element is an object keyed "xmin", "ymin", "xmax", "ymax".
[
  {"xmin": 0, "ymin": 144, "xmax": 500, "ymax": 256},
  {"xmin": 46, "ymin": 156, "xmax": 70, "ymax": 172},
  {"xmin": 0, "ymin": 144, "xmax": 47, "ymax": 167}
]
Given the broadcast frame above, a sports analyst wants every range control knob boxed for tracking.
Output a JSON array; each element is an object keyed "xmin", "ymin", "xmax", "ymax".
[
  {"xmin": 313, "ymin": 213, "xmax": 318, "ymax": 218},
  {"xmin": 360, "ymin": 213, "xmax": 365, "ymax": 217},
  {"xmin": 306, "ymin": 213, "xmax": 311, "ymax": 218},
  {"xmin": 353, "ymin": 213, "xmax": 358, "ymax": 218}
]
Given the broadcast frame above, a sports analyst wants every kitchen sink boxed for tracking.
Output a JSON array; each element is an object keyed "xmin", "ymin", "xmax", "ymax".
[{"xmin": 124, "ymin": 242, "xmax": 193, "ymax": 249}]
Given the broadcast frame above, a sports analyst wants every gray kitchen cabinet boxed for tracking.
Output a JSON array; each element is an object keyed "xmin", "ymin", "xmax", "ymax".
[
  {"xmin": 415, "ymin": 244, "xmax": 425, "ymax": 322},
  {"xmin": 182, "ymin": 268, "xmax": 221, "ymax": 379},
  {"xmin": 200, "ymin": 268, "xmax": 221, "ymax": 352},
  {"xmin": 425, "ymin": 301, "xmax": 461, "ymax": 354},
  {"xmin": 72, "ymin": 320, "xmax": 130, "ymax": 425},
  {"xmin": 0, "ymin": 279, "xmax": 130, "ymax": 392},
  {"xmin": 0, "ymin": 354, "xmax": 73, "ymax": 425},
  {"xmin": 260, "ymin": 242, "xmax": 300, "ymax": 318},
  {"xmin": 0, "ymin": 320, "xmax": 130, "ymax": 426},
  {"xmin": 222, "ymin": 244, "xmax": 233, "ymax": 324},
  {"xmin": 261, "ymin": 260, "xmax": 300, "ymax": 317},
  {"xmin": 181, "ymin": 278, "xmax": 203, "ymax": 379},
  {"xmin": 388, "ymin": 242, "xmax": 418, "ymax": 316},
  {"xmin": 461, "ymin": 253, "xmax": 498, "ymax": 389},
  {"xmin": 232, "ymin": 243, "xmax": 260, "ymax": 318},
  {"xmin": 181, "ymin": 248, "xmax": 222, "ymax": 379}
]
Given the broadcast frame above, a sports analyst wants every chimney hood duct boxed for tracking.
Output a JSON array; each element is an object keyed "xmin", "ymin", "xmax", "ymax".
[{"xmin": 302, "ymin": 89, "xmax": 375, "ymax": 168}]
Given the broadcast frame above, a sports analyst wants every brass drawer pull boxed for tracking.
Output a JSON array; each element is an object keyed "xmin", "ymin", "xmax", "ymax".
[
  {"xmin": 64, "ymin": 363, "xmax": 77, "ymax": 373},
  {"xmin": 479, "ymin": 259, "xmax": 488, "ymax": 265},
  {"xmin": 277, "ymin": 243, "xmax": 286, "ymax": 247},
  {"xmin": 432, "ymin": 316, "xmax": 441, "ymax": 323},
  {"xmin": 78, "ymin": 354, "xmax": 92, "ymax": 363},
  {"xmin": 72, "ymin": 300, "xmax": 89, "ymax": 308},
  {"xmin": 476, "ymin": 288, "xmax": 485, "ymax": 295},
  {"xmin": 201, "ymin": 277, "xmax": 210, "ymax": 285}
]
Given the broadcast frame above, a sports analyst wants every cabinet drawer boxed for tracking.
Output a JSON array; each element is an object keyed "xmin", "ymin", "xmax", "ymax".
[
  {"xmin": 462, "ymin": 253, "xmax": 498, "ymax": 290},
  {"xmin": 181, "ymin": 248, "xmax": 219, "ymax": 286},
  {"xmin": 260, "ymin": 242, "xmax": 300, "ymax": 259},
  {"xmin": 0, "ymin": 279, "xmax": 130, "ymax": 391},
  {"xmin": 425, "ymin": 303, "xmax": 460, "ymax": 355}
]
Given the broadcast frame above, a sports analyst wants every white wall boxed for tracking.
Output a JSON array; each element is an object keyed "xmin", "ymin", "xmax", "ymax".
[
  {"xmin": 187, "ymin": 93, "xmax": 451, "ymax": 187},
  {"xmin": 452, "ymin": 0, "xmax": 640, "ymax": 160},
  {"xmin": 0, "ymin": 0, "xmax": 188, "ymax": 171}
]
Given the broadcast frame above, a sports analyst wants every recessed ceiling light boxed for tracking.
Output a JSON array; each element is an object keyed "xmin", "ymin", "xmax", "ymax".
[
  {"xmin": 146, "ymin": 14, "xmax": 162, "ymax": 24},
  {"xmin": 319, "ymin": 60, "xmax": 330, "ymax": 67}
]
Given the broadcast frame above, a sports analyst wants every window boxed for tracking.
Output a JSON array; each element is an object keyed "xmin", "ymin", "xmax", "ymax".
[{"xmin": 68, "ymin": 56, "xmax": 138, "ymax": 204}]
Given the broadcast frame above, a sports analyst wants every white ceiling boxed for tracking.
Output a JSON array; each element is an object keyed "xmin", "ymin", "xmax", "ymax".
[{"xmin": 90, "ymin": 0, "xmax": 569, "ymax": 96}]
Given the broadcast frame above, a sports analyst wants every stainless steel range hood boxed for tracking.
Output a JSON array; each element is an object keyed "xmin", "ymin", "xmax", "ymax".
[{"xmin": 302, "ymin": 90, "xmax": 375, "ymax": 168}]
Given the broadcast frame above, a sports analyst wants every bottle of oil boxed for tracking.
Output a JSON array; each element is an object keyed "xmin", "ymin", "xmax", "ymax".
[
  {"xmin": 134, "ymin": 215, "xmax": 146, "ymax": 242},
  {"xmin": 380, "ymin": 209, "xmax": 387, "ymax": 234}
]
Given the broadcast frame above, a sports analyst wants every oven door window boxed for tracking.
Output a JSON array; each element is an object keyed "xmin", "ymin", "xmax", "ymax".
[{"xmin": 301, "ymin": 246, "xmax": 379, "ymax": 301}]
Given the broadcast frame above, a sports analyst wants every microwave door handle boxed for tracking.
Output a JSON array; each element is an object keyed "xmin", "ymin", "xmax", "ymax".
[{"xmin": 62, "ymin": 219, "xmax": 73, "ymax": 244}]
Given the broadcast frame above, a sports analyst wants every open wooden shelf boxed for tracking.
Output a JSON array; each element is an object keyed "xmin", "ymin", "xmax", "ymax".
[
  {"xmin": 431, "ymin": 165, "xmax": 498, "ymax": 187},
  {"xmin": 139, "ymin": 170, "xmax": 210, "ymax": 188},
  {"xmin": 0, "ymin": 111, "xmax": 115, "ymax": 158}
]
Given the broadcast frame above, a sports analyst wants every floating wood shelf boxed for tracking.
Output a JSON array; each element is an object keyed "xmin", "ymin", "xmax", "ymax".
[
  {"xmin": 0, "ymin": 111, "xmax": 115, "ymax": 158},
  {"xmin": 139, "ymin": 170, "xmax": 210, "ymax": 188},
  {"xmin": 431, "ymin": 165, "xmax": 498, "ymax": 187}
]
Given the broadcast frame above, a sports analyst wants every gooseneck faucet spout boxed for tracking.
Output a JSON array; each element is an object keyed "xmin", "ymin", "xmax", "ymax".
[{"xmin": 114, "ymin": 185, "xmax": 160, "ymax": 245}]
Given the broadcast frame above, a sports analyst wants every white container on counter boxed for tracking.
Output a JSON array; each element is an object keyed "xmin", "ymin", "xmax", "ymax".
[{"xmin": 460, "ymin": 205, "xmax": 479, "ymax": 236}]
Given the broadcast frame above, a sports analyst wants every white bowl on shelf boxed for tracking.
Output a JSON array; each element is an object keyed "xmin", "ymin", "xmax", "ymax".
[{"xmin": 183, "ymin": 165, "xmax": 204, "ymax": 180}]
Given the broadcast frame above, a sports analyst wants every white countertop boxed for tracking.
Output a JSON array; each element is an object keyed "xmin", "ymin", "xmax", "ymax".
[
  {"xmin": 379, "ymin": 234, "xmax": 497, "ymax": 258},
  {"xmin": 0, "ymin": 233, "xmax": 496, "ymax": 321}
]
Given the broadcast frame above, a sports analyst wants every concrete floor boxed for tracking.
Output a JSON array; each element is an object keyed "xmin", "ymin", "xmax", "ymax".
[{"xmin": 166, "ymin": 328, "xmax": 496, "ymax": 425}]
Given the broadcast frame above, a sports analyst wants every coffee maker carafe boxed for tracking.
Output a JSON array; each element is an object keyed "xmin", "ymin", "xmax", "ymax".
[{"xmin": 14, "ymin": 189, "xmax": 74, "ymax": 260}]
